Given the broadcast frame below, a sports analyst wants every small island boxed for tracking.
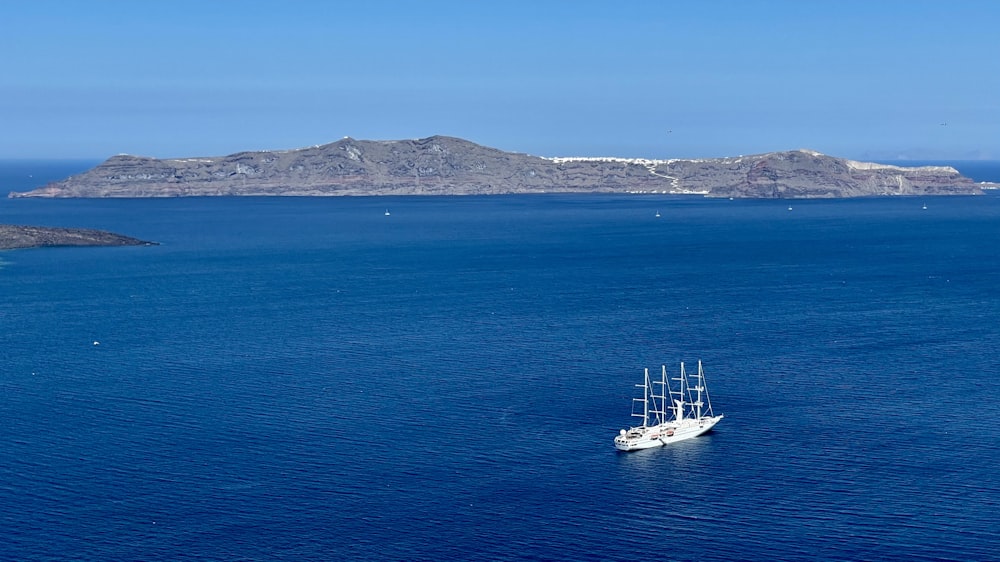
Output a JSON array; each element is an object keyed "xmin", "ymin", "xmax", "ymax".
[{"xmin": 0, "ymin": 224, "xmax": 157, "ymax": 250}]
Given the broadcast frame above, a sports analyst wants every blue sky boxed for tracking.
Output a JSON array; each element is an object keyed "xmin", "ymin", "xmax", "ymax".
[{"xmin": 2, "ymin": 0, "xmax": 998, "ymax": 160}]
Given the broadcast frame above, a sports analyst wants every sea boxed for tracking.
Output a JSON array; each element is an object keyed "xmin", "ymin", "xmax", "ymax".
[{"xmin": 1, "ymin": 160, "xmax": 999, "ymax": 561}]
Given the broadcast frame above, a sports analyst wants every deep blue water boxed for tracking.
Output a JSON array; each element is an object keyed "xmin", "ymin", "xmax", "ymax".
[
  {"xmin": 2, "ymin": 164, "xmax": 1000, "ymax": 560},
  {"xmin": 0, "ymin": 159, "xmax": 101, "ymax": 193}
]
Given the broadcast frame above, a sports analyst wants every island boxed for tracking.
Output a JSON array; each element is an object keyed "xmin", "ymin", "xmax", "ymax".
[
  {"xmin": 7, "ymin": 136, "xmax": 989, "ymax": 199},
  {"xmin": 0, "ymin": 224, "xmax": 157, "ymax": 250}
]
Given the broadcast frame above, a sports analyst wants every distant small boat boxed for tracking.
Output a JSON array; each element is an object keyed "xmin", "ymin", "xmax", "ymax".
[
  {"xmin": 384, "ymin": 209, "xmax": 391, "ymax": 216},
  {"xmin": 788, "ymin": 205, "xmax": 793, "ymax": 211},
  {"xmin": 655, "ymin": 210, "xmax": 661, "ymax": 218},
  {"xmin": 614, "ymin": 360, "xmax": 723, "ymax": 451},
  {"xmin": 922, "ymin": 203, "xmax": 927, "ymax": 210}
]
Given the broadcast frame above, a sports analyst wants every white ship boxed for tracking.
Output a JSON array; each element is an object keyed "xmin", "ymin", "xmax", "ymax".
[{"xmin": 614, "ymin": 361, "xmax": 723, "ymax": 451}]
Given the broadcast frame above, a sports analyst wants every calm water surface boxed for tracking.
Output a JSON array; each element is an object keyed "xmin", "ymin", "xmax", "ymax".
[{"xmin": 1, "ymin": 165, "xmax": 999, "ymax": 560}]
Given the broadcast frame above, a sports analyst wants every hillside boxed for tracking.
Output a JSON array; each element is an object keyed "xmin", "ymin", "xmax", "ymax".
[{"xmin": 7, "ymin": 136, "xmax": 984, "ymax": 198}]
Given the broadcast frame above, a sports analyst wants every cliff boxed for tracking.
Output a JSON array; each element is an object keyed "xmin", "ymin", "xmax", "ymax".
[{"xmin": 7, "ymin": 136, "xmax": 984, "ymax": 199}]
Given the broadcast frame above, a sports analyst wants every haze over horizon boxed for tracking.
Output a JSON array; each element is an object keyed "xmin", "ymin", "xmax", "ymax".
[{"xmin": 3, "ymin": 0, "xmax": 998, "ymax": 161}]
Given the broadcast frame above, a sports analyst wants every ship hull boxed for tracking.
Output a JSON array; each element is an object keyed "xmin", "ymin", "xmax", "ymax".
[{"xmin": 613, "ymin": 415, "xmax": 722, "ymax": 452}]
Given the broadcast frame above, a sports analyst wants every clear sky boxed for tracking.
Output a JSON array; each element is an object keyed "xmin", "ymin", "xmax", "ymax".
[{"xmin": 2, "ymin": 0, "xmax": 998, "ymax": 160}]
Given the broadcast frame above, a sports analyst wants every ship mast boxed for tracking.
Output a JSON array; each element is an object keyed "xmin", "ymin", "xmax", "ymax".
[
  {"xmin": 694, "ymin": 360, "xmax": 705, "ymax": 419},
  {"xmin": 633, "ymin": 368, "xmax": 651, "ymax": 427},
  {"xmin": 674, "ymin": 362, "xmax": 687, "ymax": 421},
  {"xmin": 659, "ymin": 364, "xmax": 668, "ymax": 425},
  {"xmin": 643, "ymin": 368, "xmax": 650, "ymax": 426}
]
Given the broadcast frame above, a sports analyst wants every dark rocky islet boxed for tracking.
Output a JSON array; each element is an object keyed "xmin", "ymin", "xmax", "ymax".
[{"xmin": 0, "ymin": 224, "xmax": 156, "ymax": 250}]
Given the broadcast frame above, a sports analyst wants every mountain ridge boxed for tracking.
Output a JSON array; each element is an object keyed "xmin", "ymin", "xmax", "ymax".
[{"xmin": 8, "ymin": 135, "xmax": 985, "ymax": 198}]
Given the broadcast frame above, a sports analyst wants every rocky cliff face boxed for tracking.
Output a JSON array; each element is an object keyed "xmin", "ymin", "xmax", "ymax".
[{"xmin": 7, "ymin": 136, "xmax": 984, "ymax": 198}]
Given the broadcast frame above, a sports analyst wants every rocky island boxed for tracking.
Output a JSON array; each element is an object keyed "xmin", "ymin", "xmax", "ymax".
[
  {"xmin": 0, "ymin": 225, "xmax": 156, "ymax": 250},
  {"xmin": 7, "ymin": 136, "xmax": 988, "ymax": 199}
]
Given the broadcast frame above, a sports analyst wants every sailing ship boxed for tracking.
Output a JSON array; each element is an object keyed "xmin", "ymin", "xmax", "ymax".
[{"xmin": 614, "ymin": 360, "xmax": 723, "ymax": 451}]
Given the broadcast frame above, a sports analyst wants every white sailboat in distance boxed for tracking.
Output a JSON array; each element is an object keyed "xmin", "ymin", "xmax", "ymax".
[{"xmin": 614, "ymin": 361, "xmax": 723, "ymax": 451}]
